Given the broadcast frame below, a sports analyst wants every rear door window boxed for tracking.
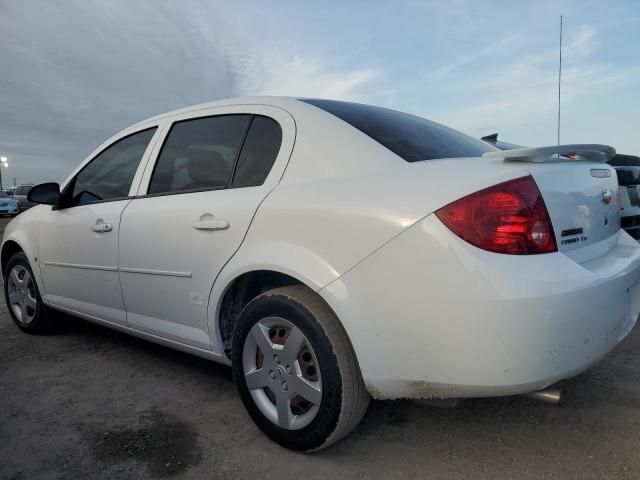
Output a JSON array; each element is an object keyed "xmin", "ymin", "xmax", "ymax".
[{"xmin": 148, "ymin": 115, "xmax": 250, "ymax": 195}]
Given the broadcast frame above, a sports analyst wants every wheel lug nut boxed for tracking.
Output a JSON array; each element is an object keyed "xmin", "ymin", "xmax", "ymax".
[
  {"xmin": 268, "ymin": 370, "xmax": 276, "ymax": 380},
  {"xmin": 286, "ymin": 366, "xmax": 293, "ymax": 375},
  {"xmin": 273, "ymin": 354, "xmax": 280, "ymax": 364},
  {"xmin": 281, "ymin": 382, "xmax": 288, "ymax": 391}
]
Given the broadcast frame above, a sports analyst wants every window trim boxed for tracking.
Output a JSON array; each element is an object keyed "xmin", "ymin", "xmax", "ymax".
[
  {"xmin": 57, "ymin": 126, "xmax": 158, "ymax": 210},
  {"xmin": 142, "ymin": 113, "xmax": 281, "ymax": 198},
  {"xmin": 229, "ymin": 116, "xmax": 254, "ymax": 186}
]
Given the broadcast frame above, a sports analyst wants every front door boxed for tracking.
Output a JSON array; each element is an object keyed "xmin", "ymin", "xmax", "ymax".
[
  {"xmin": 119, "ymin": 108, "xmax": 292, "ymax": 349},
  {"xmin": 38, "ymin": 127, "xmax": 158, "ymax": 325}
]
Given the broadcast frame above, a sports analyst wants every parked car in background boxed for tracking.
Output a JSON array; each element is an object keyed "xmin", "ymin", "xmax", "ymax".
[
  {"xmin": 13, "ymin": 184, "xmax": 35, "ymax": 211},
  {"xmin": 0, "ymin": 191, "xmax": 19, "ymax": 216},
  {"xmin": 3, "ymin": 97, "xmax": 639, "ymax": 451},
  {"xmin": 609, "ymin": 155, "xmax": 640, "ymax": 239},
  {"xmin": 480, "ymin": 133, "xmax": 523, "ymax": 150}
]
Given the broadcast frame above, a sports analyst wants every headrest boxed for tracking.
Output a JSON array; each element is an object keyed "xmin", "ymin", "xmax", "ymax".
[{"xmin": 187, "ymin": 149, "xmax": 230, "ymax": 187}]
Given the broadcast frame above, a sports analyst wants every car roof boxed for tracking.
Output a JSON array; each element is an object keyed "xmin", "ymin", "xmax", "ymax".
[{"xmin": 129, "ymin": 96, "xmax": 305, "ymax": 129}]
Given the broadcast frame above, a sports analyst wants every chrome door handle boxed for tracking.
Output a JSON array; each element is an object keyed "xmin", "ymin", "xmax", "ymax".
[
  {"xmin": 192, "ymin": 218, "xmax": 230, "ymax": 231},
  {"xmin": 91, "ymin": 222, "xmax": 113, "ymax": 233}
]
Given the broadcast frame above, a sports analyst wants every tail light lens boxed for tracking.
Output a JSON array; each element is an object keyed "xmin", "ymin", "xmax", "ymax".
[{"xmin": 435, "ymin": 175, "xmax": 557, "ymax": 254}]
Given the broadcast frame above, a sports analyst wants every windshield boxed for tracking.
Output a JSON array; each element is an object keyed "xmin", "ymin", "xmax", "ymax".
[
  {"xmin": 0, "ymin": 191, "xmax": 9, "ymax": 198},
  {"xmin": 301, "ymin": 99, "xmax": 496, "ymax": 162}
]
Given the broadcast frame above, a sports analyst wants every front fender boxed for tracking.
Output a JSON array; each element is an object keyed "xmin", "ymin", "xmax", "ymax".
[{"xmin": 1, "ymin": 206, "xmax": 47, "ymax": 295}]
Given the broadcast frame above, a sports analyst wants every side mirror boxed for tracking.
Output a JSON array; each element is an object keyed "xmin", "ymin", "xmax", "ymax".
[{"xmin": 28, "ymin": 182, "xmax": 61, "ymax": 206}]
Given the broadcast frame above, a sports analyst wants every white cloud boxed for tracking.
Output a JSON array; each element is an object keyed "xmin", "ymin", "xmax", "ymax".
[
  {"xmin": 436, "ymin": 33, "xmax": 525, "ymax": 75},
  {"xmin": 565, "ymin": 24, "xmax": 597, "ymax": 55},
  {"xmin": 428, "ymin": 24, "xmax": 640, "ymax": 141},
  {"xmin": 0, "ymin": 1, "xmax": 388, "ymax": 183},
  {"xmin": 226, "ymin": 49, "xmax": 384, "ymax": 101}
]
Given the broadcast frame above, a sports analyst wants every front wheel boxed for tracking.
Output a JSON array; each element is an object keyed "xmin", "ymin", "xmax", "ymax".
[
  {"xmin": 231, "ymin": 285, "xmax": 369, "ymax": 452},
  {"xmin": 4, "ymin": 252, "xmax": 52, "ymax": 333}
]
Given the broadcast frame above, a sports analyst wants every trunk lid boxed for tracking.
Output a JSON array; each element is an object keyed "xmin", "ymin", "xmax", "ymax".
[
  {"xmin": 483, "ymin": 145, "xmax": 621, "ymax": 255},
  {"xmin": 524, "ymin": 162, "xmax": 620, "ymax": 253}
]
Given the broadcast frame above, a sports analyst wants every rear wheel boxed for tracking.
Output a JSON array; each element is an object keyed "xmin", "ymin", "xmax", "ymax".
[
  {"xmin": 4, "ymin": 252, "xmax": 52, "ymax": 333},
  {"xmin": 231, "ymin": 285, "xmax": 369, "ymax": 452}
]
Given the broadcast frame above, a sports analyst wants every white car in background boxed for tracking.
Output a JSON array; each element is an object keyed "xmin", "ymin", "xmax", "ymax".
[{"xmin": 2, "ymin": 97, "xmax": 639, "ymax": 451}]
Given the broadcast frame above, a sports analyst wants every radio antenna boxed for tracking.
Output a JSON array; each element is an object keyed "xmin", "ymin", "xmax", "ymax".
[{"xmin": 557, "ymin": 15, "xmax": 563, "ymax": 147}]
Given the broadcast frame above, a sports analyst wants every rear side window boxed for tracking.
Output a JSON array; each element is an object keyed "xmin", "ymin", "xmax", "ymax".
[
  {"xmin": 68, "ymin": 127, "xmax": 156, "ymax": 206},
  {"xmin": 15, "ymin": 186, "xmax": 32, "ymax": 195},
  {"xmin": 231, "ymin": 116, "xmax": 282, "ymax": 187},
  {"xmin": 301, "ymin": 99, "xmax": 495, "ymax": 162},
  {"xmin": 148, "ymin": 115, "xmax": 250, "ymax": 195}
]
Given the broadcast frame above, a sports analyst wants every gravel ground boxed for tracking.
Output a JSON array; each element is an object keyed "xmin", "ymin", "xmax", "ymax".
[{"xmin": 1, "ymin": 216, "xmax": 640, "ymax": 479}]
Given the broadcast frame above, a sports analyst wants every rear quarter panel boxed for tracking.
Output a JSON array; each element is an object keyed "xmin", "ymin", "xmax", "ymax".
[{"xmin": 211, "ymin": 102, "xmax": 530, "ymax": 357}]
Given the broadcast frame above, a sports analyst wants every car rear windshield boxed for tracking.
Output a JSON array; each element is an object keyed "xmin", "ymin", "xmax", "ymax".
[
  {"xmin": 301, "ymin": 99, "xmax": 496, "ymax": 162},
  {"xmin": 15, "ymin": 186, "xmax": 32, "ymax": 195}
]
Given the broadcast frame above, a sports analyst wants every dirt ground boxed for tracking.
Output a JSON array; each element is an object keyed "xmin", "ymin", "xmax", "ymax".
[{"xmin": 1, "ymin": 217, "xmax": 639, "ymax": 480}]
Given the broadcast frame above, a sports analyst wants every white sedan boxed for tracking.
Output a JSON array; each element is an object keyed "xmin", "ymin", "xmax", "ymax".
[{"xmin": 3, "ymin": 97, "xmax": 639, "ymax": 451}]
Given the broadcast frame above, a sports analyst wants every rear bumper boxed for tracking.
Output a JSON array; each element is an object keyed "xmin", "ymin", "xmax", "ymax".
[{"xmin": 320, "ymin": 215, "xmax": 640, "ymax": 400}]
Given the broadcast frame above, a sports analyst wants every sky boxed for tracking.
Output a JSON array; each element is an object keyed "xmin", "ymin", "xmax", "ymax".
[{"xmin": 1, "ymin": 0, "xmax": 639, "ymax": 185}]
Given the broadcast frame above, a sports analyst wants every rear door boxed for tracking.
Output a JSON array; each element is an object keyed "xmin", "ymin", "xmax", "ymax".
[{"xmin": 118, "ymin": 105, "xmax": 295, "ymax": 350}]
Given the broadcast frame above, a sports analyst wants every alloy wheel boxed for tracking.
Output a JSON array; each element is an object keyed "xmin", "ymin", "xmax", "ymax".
[
  {"xmin": 7, "ymin": 265, "xmax": 37, "ymax": 325},
  {"xmin": 242, "ymin": 316, "xmax": 322, "ymax": 430}
]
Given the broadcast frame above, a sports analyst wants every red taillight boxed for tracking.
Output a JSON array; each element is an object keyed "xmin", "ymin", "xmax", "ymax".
[{"xmin": 435, "ymin": 175, "xmax": 557, "ymax": 254}]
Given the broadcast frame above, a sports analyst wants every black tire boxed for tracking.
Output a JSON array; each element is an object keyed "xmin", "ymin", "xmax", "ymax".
[
  {"xmin": 231, "ymin": 285, "xmax": 369, "ymax": 452},
  {"xmin": 3, "ymin": 252, "xmax": 52, "ymax": 334}
]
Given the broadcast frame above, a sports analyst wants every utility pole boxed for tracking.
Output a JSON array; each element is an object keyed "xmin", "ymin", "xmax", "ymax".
[{"xmin": 0, "ymin": 156, "xmax": 7, "ymax": 191}]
